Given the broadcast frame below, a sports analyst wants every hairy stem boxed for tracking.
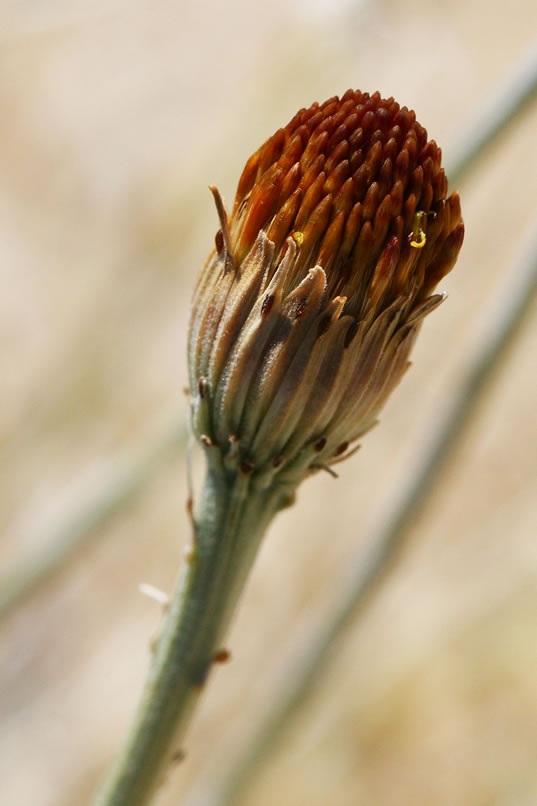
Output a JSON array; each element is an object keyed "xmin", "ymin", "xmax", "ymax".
[{"xmin": 92, "ymin": 450, "xmax": 289, "ymax": 806}]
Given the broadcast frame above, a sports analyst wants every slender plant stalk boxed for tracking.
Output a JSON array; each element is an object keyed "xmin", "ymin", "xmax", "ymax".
[
  {"xmin": 184, "ymin": 220, "xmax": 537, "ymax": 806},
  {"xmin": 0, "ymin": 420, "xmax": 186, "ymax": 622},
  {"xmin": 93, "ymin": 449, "xmax": 291, "ymax": 806},
  {"xmin": 447, "ymin": 39, "xmax": 537, "ymax": 184}
]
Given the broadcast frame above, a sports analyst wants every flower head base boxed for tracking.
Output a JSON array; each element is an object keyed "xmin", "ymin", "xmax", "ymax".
[{"xmin": 188, "ymin": 90, "xmax": 464, "ymax": 489}]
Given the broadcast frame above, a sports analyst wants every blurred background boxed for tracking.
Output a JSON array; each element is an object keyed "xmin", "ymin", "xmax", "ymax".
[{"xmin": 1, "ymin": 1, "xmax": 537, "ymax": 805}]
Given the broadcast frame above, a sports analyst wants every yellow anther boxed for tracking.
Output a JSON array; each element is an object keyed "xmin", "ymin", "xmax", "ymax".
[
  {"xmin": 292, "ymin": 231, "xmax": 304, "ymax": 246},
  {"xmin": 410, "ymin": 211, "xmax": 427, "ymax": 249}
]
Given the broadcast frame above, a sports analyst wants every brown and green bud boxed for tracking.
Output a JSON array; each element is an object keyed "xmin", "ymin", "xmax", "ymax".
[{"xmin": 188, "ymin": 90, "xmax": 464, "ymax": 489}]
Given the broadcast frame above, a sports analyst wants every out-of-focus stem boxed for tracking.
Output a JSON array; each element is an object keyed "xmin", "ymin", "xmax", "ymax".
[
  {"xmin": 185, "ymin": 222, "xmax": 537, "ymax": 806},
  {"xmin": 0, "ymin": 421, "xmax": 186, "ymax": 621},
  {"xmin": 447, "ymin": 40, "xmax": 537, "ymax": 183},
  {"xmin": 92, "ymin": 450, "xmax": 290, "ymax": 806}
]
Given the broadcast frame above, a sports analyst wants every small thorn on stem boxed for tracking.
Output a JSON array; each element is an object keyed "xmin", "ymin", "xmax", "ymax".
[
  {"xmin": 201, "ymin": 434, "xmax": 214, "ymax": 447},
  {"xmin": 170, "ymin": 749, "xmax": 186, "ymax": 766},
  {"xmin": 212, "ymin": 648, "xmax": 232, "ymax": 664}
]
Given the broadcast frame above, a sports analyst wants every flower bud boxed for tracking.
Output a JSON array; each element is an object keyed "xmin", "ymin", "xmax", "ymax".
[{"xmin": 188, "ymin": 90, "xmax": 464, "ymax": 488}]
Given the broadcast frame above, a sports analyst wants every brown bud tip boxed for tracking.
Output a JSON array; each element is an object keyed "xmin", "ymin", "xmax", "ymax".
[{"xmin": 229, "ymin": 90, "xmax": 462, "ymax": 313}]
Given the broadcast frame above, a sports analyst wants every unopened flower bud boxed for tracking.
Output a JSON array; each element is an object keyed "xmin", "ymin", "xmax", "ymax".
[{"xmin": 188, "ymin": 90, "xmax": 464, "ymax": 488}]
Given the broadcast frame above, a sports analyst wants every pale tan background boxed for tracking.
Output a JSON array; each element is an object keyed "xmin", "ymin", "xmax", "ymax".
[{"xmin": 2, "ymin": 1, "xmax": 537, "ymax": 805}]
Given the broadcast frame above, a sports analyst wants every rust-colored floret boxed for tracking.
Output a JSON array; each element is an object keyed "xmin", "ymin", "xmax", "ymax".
[
  {"xmin": 231, "ymin": 90, "xmax": 462, "ymax": 312},
  {"xmin": 188, "ymin": 90, "xmax": 464, "ymax": 487}
]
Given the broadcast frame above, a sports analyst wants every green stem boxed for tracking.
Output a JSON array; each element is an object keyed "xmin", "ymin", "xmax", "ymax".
[{"xmin": 92, "ymin": 451, "xmax": 289, "ymax": 806}]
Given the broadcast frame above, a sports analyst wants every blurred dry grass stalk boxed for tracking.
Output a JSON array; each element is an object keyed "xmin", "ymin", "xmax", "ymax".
[{"xmin": 1, "ymin": 2, "xmax": 537, "ymax": 806}]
